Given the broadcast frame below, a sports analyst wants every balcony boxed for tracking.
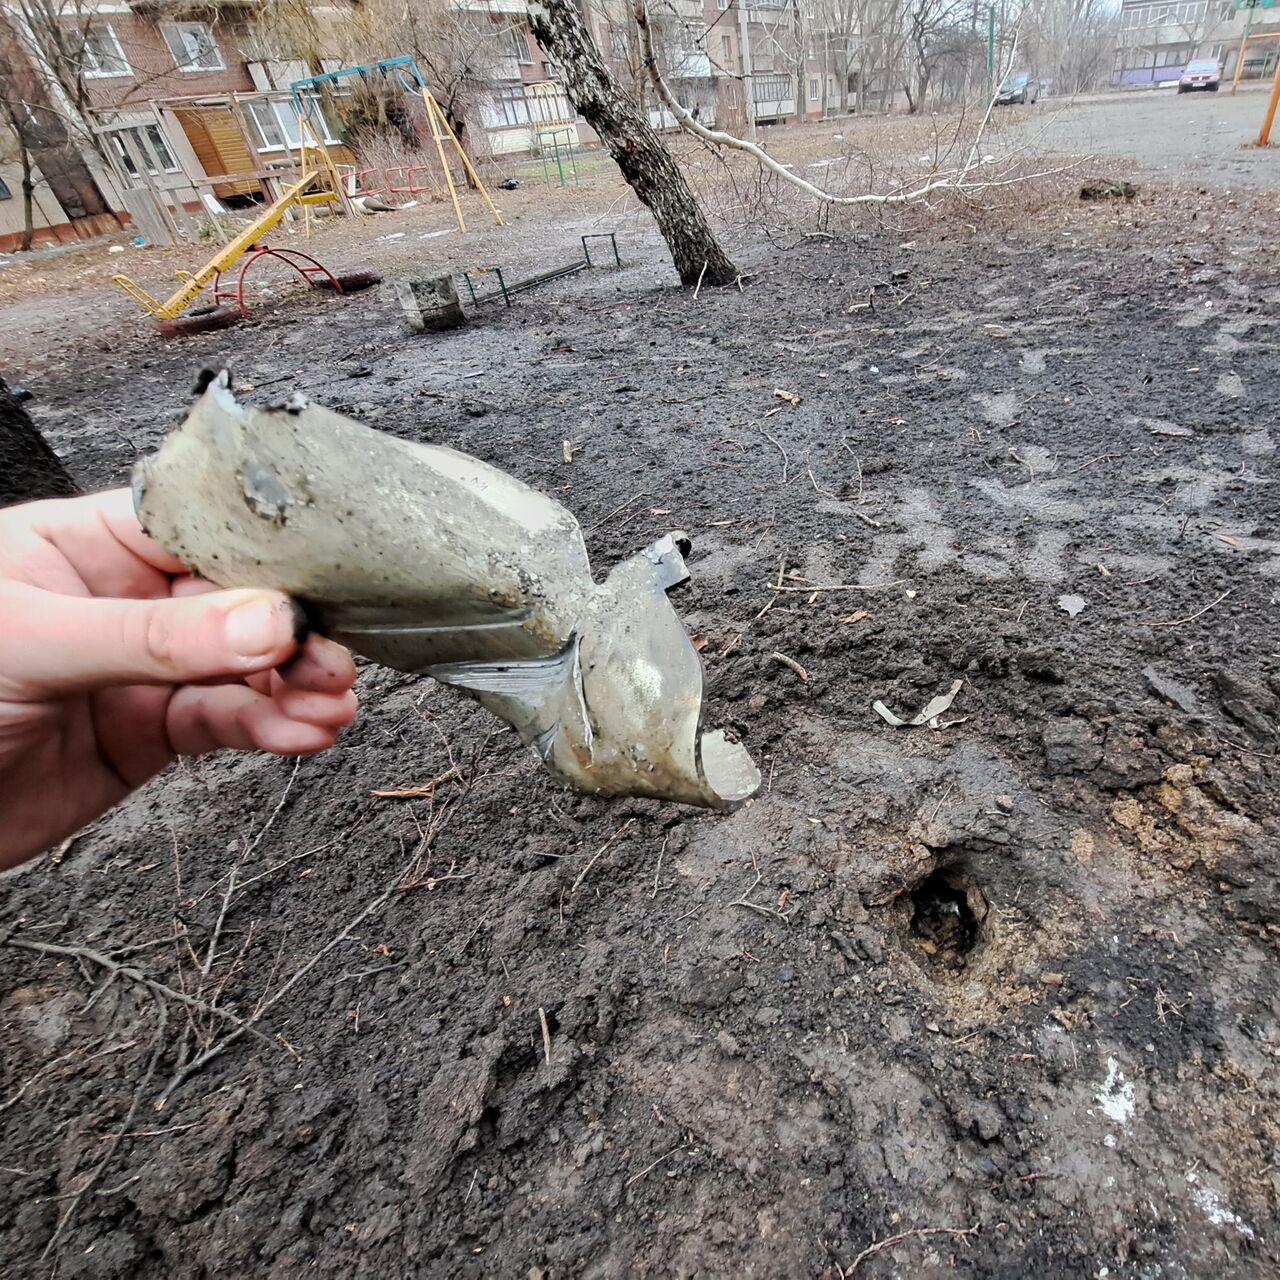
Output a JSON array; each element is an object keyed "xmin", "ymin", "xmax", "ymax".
[{"xmin": 670, "ymin": 51, "xmax": 713, "ymax": 79}]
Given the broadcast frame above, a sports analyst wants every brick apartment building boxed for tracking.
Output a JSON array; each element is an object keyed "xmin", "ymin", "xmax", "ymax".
[
  {"xmin": 0, "ymin": 0, "xmax": 576, "ymax": 251},
  {"xmin": 0, "ymin": 0, "xmax": 881, "ymax": 252}
]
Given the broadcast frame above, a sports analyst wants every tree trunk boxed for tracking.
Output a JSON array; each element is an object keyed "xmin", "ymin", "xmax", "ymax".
[
  {"xmin": 441, "ymin": 101, "xmax": 479, "ymax": 192},
  {"xmin": 527, "ymin": 0, "xmax": 737, "ymax": 288},
  {"xmin": 0, "ymin": 18, "xmax": 110, "ymax": 222},
  {"xmin": 0, "ymin": 381, "xmax": 78, "ymax": 507},
  {"xmin": 18, "ymin": 137, "xmax": 34, "ymax": 252}
]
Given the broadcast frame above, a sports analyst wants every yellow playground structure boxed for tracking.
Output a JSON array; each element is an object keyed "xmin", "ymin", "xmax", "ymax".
[{"xmin": 112, "ymin": 58, "xmax": 503, "ymax": 336}]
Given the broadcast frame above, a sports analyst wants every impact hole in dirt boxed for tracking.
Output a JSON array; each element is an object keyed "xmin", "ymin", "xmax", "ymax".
[{"xmin": 908, "ymin": 868, "xmax": 989, "ymax": 974}]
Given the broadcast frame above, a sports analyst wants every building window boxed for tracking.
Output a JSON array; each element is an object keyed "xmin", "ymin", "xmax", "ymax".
[
  {"xmin": 246, "ymin": 100, "xmax": 338, "ymax": 152},
  {"xmin": 504, "ymin": 23, "xmax": 532, "ymax": 63},
  {"xmin": 484, "ymin": 86, "xmax": 532, "ymax": 128},
  {"xmin": 753, "ymin": 72, "xmax": 791, "ymax": 103},
  {"xmin": 81, "ymin": 23, "xmax": 130, "ymax": 78},
  {"xmin": 527, "ymin": 86, "xmax": 572, "ymax": 125},
  {"xmin": 141, "ymin": 123, "xmax": 177, "ymax": 171},
  {"xmin": 162, "ymin": 22, "xmax": 224, "ymax": 73},
  {"xmin": 608, "ymin": 28, "xmax": 628, "ymax": 58},
  {"xmin": 109, "ymin": 124, "xmax": 181, "ymax": 178},
  {"xmin": 809, "ymin": 76, "xmax": 820, "ymax": 98}
]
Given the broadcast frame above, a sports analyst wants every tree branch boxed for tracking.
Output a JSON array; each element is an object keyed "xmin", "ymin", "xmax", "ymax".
[{"xmin": 635, "ymin": 0, "xmax": 1023, "ymax": 208}]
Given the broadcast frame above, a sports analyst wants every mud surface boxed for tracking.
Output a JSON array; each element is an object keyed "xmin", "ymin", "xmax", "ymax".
[{"xmin": 2, "ymin": 194, "xmax": 1279, "ymax": 1277}]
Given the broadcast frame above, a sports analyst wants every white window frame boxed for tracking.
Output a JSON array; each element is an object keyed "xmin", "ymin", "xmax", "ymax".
[
  {"xmin": 505, "ymin": 23, "xmax": 533, "ymax": 64},
  {"xmin": 245, "ymin": 99, "xmax": 339, "ymax": 154},
  {"xmin": 81, "ymin": 23, "xmax": 131, "ymax": 79},
  {"xmin": 485, "ymin": 86, "xmax": 532, "ymax": 129},
  {"xmin": 110, "ymin": 123, "xmax": 181, "ymax": 177},
  {"xmin": 162, "ymin": 21, "xmax": 224, "ymax": 73}
]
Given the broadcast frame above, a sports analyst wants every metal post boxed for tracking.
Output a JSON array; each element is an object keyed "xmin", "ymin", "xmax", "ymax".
[
  {"xmin": 1258, "ymin": 51, "xmax": 1280, "ymax": 144},
  {"xmin": 553, "ymin": 134, "xmax": 565, "ymax": 187},
  {"xmin": 985, "ymin": 5, "xmax": 996, "ymax": 102},
  {"xmin": 737, "ymin": 0, "xmax": 757, "ymax": 141},
  {"xmin": 1233, "ymin": 2, "xmax": 1256, "ymax": 95}
]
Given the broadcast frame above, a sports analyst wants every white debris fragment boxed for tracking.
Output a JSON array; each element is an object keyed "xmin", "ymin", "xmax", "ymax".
[
  {"xmin": 1095, "ymin": 1057, "xmax": 1135, "ymax": 1124},
  {"xmin": 1058, "ymin": 594, "xmax": 1087, "ymax": 617},
  {"xmin": 873, "ymin": 679, "xmax": 963, "ymax": 729},
  {"xmin": 1186, "ymin": 1171, "xmax": 1255, "ymax": 1238}
]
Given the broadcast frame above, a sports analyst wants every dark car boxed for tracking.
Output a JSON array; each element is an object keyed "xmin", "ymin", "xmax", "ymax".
[
  {"xmin": 1178, "ymin": 58, "xmax": 1221, "ymax": 92},
  {"xmin": 996, "ymin": 72, "xmax": 1038, "ymax": 105}
]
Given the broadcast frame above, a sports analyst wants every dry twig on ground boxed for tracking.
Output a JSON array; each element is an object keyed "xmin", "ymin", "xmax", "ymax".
[
  {"xmin": 41, "ymin": 999, "xmax": 169, "ymax": 1259},
  {"xmin": 846, "ymin": 1223, "xmax": 980, "ymax": 1272}
]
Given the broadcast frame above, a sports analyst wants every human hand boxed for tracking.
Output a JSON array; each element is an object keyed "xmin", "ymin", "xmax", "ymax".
[{"xmin": 0, "ymin": 489, "xmax": 357, "ymax": 870}]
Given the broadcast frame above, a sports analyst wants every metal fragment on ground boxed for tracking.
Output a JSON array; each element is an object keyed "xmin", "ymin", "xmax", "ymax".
[
  {"xmin": 872, "ymin": 679, "xmax": 964, "ymax": 729},
  {"xmin": 133, "ymin": 372, "xmax": 760, "ymax": 811}
]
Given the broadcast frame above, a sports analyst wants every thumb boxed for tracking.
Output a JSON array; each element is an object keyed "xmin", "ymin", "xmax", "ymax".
[{"xmin": 0, "ymin": 583, "xmax": 305, "ymax": 697}]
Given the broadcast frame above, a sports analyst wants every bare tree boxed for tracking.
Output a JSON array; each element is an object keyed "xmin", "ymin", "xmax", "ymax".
[
  {"xmin": 0, "ymin": 10, "xmax": 110, "ymax": 225},
  {"xmin": 1022, "ymin": 0, "xmax": 1120, "ymax": 95},
  {"xmin": 812, "ymin": 0, "xmax": 860, "ymax": 116},
  {"xmin": 854, "ymin": 0, "xmax": 910, "ymax": 113},
  {"xmin": 901, "ymin": 0, "xmax": 979, "ymax": 113},
  {"xmin": 0, "ymin": 103, "xmax": 37, "ymax": 250},
  {"xmin": 528, "ymin": 0, "xmax": 738, "ymax": 287},
  {"xmin": 588, "ymin": 0, "xmax": 716, "ymax": 122}
]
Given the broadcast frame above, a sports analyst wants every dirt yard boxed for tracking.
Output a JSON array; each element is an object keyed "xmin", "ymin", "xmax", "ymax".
[{"xmin": 1, "ymin": 124, "xmax": 1278, "ymax": 1279}]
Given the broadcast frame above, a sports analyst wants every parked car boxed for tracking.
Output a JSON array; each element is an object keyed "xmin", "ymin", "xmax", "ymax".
[
  {"xmin": 996, "ymin": 72, "xmax": 1039, "ymax": 105},
  {"xmin": 1178, "ymin": 58, "xmax": 1222, "ymax": 92}
]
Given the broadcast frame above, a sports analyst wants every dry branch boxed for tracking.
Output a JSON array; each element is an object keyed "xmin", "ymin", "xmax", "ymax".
[
  {"xmin": 370, "ymin": 765, "xmax": 462, "ymax": 799},
  {"xmin": 571, "ymin": 818, "xmax": 637, "ymax": 893},
  {"xmin": 2, "ymin": 936, "xmax": 276, "ymax": 1048},
  {"xmin": 634, "ymin": 1, "xmax": 1044, "ymax": 212},
  {"xmin": 847, "ymin": 1223, "xmax": 980, "ymax": 1272}
]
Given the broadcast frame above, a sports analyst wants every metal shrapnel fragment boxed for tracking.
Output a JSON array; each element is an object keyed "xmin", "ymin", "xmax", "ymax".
[{"xmin": 133, "ymin": 373, "xmax": 759, "ymax": 811}]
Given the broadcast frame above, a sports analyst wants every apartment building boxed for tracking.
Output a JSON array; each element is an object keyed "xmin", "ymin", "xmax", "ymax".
[
  {"xmin": 726, "ymin": 0, "xmax": 871, "ymax": 127},
  {"xmin": 0, "ymin": 0, "xmax": 576, "ymax": 250},
  {"xmin": 1113, "ymin": 0, "xmax": 1280, "ymax": 86}
]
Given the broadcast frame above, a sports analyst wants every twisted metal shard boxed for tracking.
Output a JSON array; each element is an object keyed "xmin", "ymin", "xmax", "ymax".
[{"xmin": 134, "ymin": 373, "xmax": 760, "ymax": 811}]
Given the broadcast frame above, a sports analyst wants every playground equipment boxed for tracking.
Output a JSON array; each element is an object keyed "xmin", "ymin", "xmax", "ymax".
[
  {"xmin": 537, "ymin": 128, "xmax": 579, "ymax": 188},
  {"xmin": 1260, "ymin": 42, "xmax": 1280, "ymax": 144},
  {"xmin": 289, "ymin": 56, "xmax": 504, "ymax": 235},
  {"xmin": 112, "ymin": 172, "xmax": 325, "ymax": 322},
  {"xmin": 111, "ymin": 56, "xmax": 500, "ymax": 333},
  {"xmin": 457, "ymin": 235, "xmax": 622, "ymax": 308},
  {"xmin": 110, "ymin": 158, "xmax": 377, "ymax": 334}
]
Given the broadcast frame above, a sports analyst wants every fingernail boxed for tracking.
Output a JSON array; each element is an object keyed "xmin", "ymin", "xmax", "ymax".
[{"xmin": 225, "ymin": 596, "xmax": 289, "ymax": 658}]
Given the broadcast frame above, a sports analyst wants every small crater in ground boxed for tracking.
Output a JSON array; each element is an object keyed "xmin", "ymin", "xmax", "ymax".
[{"xmin": 908, "ymin": 868, "xmax": 989, "ymax": 974}]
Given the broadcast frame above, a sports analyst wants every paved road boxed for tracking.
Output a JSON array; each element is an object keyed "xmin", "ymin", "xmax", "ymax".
[{"xmin": 1008, "ymin": 83, "xmax": 1280, "ymax": 189}]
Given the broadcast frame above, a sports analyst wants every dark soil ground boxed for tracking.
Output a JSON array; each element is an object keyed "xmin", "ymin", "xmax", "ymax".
[{"xmin": 2, "ymin": 180, "xmax": 1279, "ymax": 1279}]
